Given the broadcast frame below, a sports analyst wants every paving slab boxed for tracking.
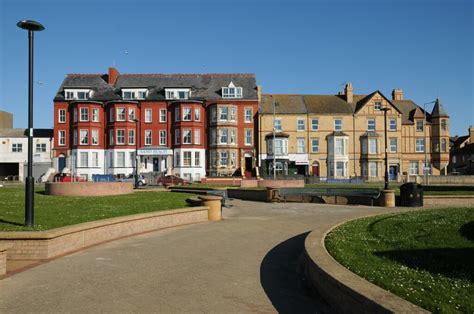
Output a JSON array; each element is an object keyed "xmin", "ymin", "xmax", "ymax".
[{"xmin": 0, "ymin": 200, "xmax": 407, "ymax": 313}]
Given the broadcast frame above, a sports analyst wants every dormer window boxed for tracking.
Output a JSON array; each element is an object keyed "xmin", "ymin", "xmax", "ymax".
[
  {"xmin": 65, "ymin": 89, "xmax": 92, "ymax": 100},
  {"xmin": 165, "ymin": 88, "xmax": 190, "ymax": 100},
  {"xmin": 222, "ymin": 82, "xmax": 242, "ymax": 99},
  {"xmin": 122, "ymin": 89, "xmax": 148, "ymax": 100}
]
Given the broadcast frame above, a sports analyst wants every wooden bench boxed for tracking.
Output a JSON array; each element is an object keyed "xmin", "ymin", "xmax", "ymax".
[{"xmin": 278, "ymin": 187, "xmax": 381, "ymax": 206}]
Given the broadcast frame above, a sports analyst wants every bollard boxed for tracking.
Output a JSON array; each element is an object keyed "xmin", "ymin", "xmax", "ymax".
[
  {"xmin": 199, "ymin": 195, "xmax": 223, "ymax": 221},
  {"xmin": 380, "ymin": 189, "xmax": 396, "ymax": 208}
]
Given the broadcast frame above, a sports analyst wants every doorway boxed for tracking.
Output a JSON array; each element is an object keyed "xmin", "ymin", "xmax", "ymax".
[
  {"xmin": 153, "ymin": 158, "xmax": 159, "ymax": 172},
  {"xmin": 58, "ymin": 155, "xmax": 66, "ymax": 172},
  {"xmin": 312, "ymin": 162, "xmax": 319, "ymax": 176},
  {"xmin": 245, "ymin": 156, "xmax": 252, "ymax": 177},
  {"xmin": 389, "ymin": 165, "xmax": 398, "ymax": 181}
]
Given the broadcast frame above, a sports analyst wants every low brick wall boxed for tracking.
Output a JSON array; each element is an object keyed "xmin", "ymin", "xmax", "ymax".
[
  {"xmin": 303, "ymin": 222, "xmax": 428, "ymax": 313},
  {"xmin": 0, "ymin": 244, "xmax": 8, "ymax": 275},
  {"xmin": 240, "ymin": 179, "xmax": 259, "ymax": 188},
  {"xmin": 426, "ymin": 175, "xmax": 474, "ymax": 185},
  {"xmin": 0, "ymin": 207, "xmax": 208, "ymax": 261},
  {"xmin": 45, "ymin": 182, "xmax": 133, "ymax": 196},
  {"xmin": 227, "ymin": 189, "xmax": 268, "ymax": 202},
  {"xmin": 200, "ymin": 177, "xmax": 242, "ymax": 185},
  {"xmin": 257, "ymin": 179, "xmax": 305, "ymax": 188}
]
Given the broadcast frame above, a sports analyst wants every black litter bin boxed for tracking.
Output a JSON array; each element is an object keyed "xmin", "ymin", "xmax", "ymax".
[{"xmin": 400, "ymin": 183, "xmax": 423, "ymax": 207}]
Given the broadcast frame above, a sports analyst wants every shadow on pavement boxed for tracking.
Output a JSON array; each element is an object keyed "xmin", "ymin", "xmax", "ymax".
[{"xmin": 260, "ymin": 232, "xmax": 331, "ymax": 314}]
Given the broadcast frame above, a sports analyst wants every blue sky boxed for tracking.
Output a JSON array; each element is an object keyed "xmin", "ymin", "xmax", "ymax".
[{"xmin": 1, "ymin": 0, "xmax": 472, "ymax": 136}]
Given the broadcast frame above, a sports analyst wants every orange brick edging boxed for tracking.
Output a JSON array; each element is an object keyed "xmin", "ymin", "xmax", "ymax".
[
  {"xmin": 0, "ymin": 207, "xmax": 208, "ymax": 261},
  {"xmin": 302, "ymin": 220, "xmax": 428, "ymax": 313},
  {"xmin": 45, "ymin": 182, "xmax": 134, "ymax": 196}
]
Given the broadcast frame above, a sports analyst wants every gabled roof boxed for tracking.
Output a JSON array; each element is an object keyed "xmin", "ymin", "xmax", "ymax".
[
  {"xmin": 55, "ymin": 71, "xmax": 258, "ymax": 102},
  {"xmin": 391, "ymin": 100, "xmax": 431, "ymax": 125},
  {"xmin": 260, "ymin": 95, "xmax": 307, "ymax": 114},
  {"xmin": 431, "ymin": 98, "xmax": 449, "ymax": 118},
  {"xmin": 354, "ymin": 91, "xmax": 402, "ymax": 115}
]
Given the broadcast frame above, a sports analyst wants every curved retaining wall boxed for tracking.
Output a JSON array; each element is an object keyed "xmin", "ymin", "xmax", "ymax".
[
  {"xmin": 303, "ymin": 220, "xmax": 428, "ymax": 313},
  {"xmin": 257, "ymin": 179, "xmax": 305, "ymax": 188},
  {"xmin": 0, "ymin": 206, "xmax": 208, "ymax": 261},
  {"xmin": 45, "ymin": 182, "xmax": 134, "ymax": 196}
]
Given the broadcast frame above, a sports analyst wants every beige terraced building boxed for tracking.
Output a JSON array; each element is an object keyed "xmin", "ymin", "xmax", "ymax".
[{"xmin": 257, "ymin": 83, "xmax": 450, "ymax": 181}]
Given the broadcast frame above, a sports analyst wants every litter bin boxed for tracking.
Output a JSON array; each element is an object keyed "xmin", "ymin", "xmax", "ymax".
[{"xmin": 400, "ymin": 183, "xmax": 423, "ymax": 207}]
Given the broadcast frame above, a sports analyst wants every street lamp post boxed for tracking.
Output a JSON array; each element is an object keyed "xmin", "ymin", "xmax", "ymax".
[
  {"xmin": 133, "ymin": 119, "xmax": 140, "ymax": 189},
  {"xmin": 380, "ymin": 107, "xmax": 390, "ymax": 190},
  {"xmin": 423, "ymin": 100, "xmax": 436, "ymax": 185},
  {"xmin": 17, "ymin": 20, "xmax": 45, "ymax": 227},
  {"xmin": 272, "ymin": 99, "xmax": 276, "ymax": 180}
]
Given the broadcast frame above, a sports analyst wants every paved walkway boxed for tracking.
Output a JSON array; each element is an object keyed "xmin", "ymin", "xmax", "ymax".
[{"xmin": 0, "ymin": 200, "xmax": 406, "ymax": 313}]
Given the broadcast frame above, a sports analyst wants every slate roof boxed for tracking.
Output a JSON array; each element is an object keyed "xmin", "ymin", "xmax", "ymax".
[
  {"xmin": 0, "ymin": 128, "xmax": 54, "ymax": 138},
  {"xmin": 55, "ymin": 72, "xmax": 258, "ymax": 101},
  {"xmin": 260, "ymin": 95, "xmax": 307, "ymax": 114},
  {"xmin": 431, "ymin": 98, "xmax": 449, "ymax": 118},
  {"xmin": 451, "ymin": 135, "xmax": 470, "ymax": 149},
  {"xmin": 303, "ymin": 95, "xmax": 353, "ymax": 114},
  {"xmin": 391, "ymin": 100, "xmax": 431, "ymax": 124}
]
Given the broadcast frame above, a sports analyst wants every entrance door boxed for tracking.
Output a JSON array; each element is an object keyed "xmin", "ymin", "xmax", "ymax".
[
  {"xmin": 245, "ymin": 157, "xmax": 252, "ymax": 177},
  {"xmin": 58, "ymin": 156, "xmax": 66, "ymax": 172},
  {"xmin": 153, "ymin": 158, "xmax": 159, "ymax": 172},
  {"xmin": 389, "ymin": 165, "xmax": 397, "ymax": 181},
  {"xmin": 312, "ymin": 163, "xmax": 319, "ymax": 176}
]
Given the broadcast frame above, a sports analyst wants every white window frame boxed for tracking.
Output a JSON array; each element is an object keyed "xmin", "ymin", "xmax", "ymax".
[
  {"xmin": 220, "ymin": 151, "xmax": 228, "ymax": 167},
  {"xmin": 222, "ymin": 83, "xmax": 243, "ymax": 99},
  {"xmin": 12, "ymin": 143, "xmax": 23, "ymax": 153},
  {"xmin": 145, "ymin": 109, "xmax": 152, "ymax": 123},
  {"xmin": 92, "ymin": 152, "xmax": 99, "ymax": 167},
  {"xmin": 274, "ymin": 118, "xmax": 282, "ymax": 131},
  {"xmin": 128, "ymin": 129, "xmax": 135, "ymax": 145},
  {"xmin": 374, "ymin": 101, "xmax": 382, "ymax": 110},
  {"xmin": 194, "ymin": 151, "xmax": 200, "ymax": 167},
  {"xmin": 368, "ymin": 162, "xmax": 378, "ymax": 177},
  {"xmin": 311, "ymin": 118, "xmax": 319, "ymax": 131},
  {"xmin": 59, "ymin": 130, "xmax": 66, "ymax": 146},
  {"xmin": 335, "ymin": 138, "xmax": 345, "ymax": 156},
  {"xmin": 368, "ymin": 138, "xmax": 378, "ymax": 154},
  {"xmin": 389, "ymin": 119, "xmax": 397, "ymax": 131},
  {"xmin": 159, "ymin": 130, "xmax": 167, "ymax": 146},
  {"xmin": 194, "ymin": 108, "xmax": 200, "ymax": 121},
  {"xmin": 311, "ymin": 138, "xmax": 319, "ymax": 153},
  {"xmin": 416, "ymin": 120, "xmax": 424, "ymax": 132},
  {"xmin": 230, "ymin": 129, "xmax": 236, "ymax": 144},
  {"xmin": 92, "ymin": 129, "xmax": 99, "ymax": 145},
  {"xmin": 80, "ymin": 129, "xmax": 89, "ymax": 145},
  {"xmin": 122, "ymin": 88, "xmax": 147, "ymax": 100},
  {"xmin": 389, "ymin": 138, "xmax": 397, "ymax": 153},
  {"xmin": 58, "ymin": 109, "xmax": 66, "ymax": 123},
  {"xmin": 183, "ymin": 151, "xmax": 192, "ymax": 167},
  {"xmin": 116, "ymin": 107, "xmax": 126, "ymax": 121},
  {"xmin": 183, "ymin": 129, "xmax": 192, "ymax": 144},
  {"xmin": 116, "ymin": 129, "xmax": 125, "ymax": 145},
  {"xmin": 367, "ymin": 119, "xmax": 376, "ymax": 131},
  {"xmin": 116, "ymin": 152, "xmax": 125, "ymax": 167},
  {"xmin": 230, "ymin": 107, "xmax": 236, "ymax": 121},
  {"xmin": 80, "ymin": 107, "xmax": 89, "ymax": 122},
  {"xmin": 64, "ymin": 89, "xmax": 91, "ymax": 100},
  {"xmin": 92, "ymin": 108, "xmax": 99, "ymax": 122},
  {"xmin": 244, "ymin": 108, "xmax": 253, "ymax": 122},
  {"xmin": 159, "ymin": 109, "xmax": 167, "ymax": 122},
  {"xmin": 145, "ymin": 130, "xmax": 152, "ymax": 146},
  {"xmin": 80, "ymin": 152, "xmax": 88, "ymax": 167},
  {"xmin": 297, "ymin": 118, "xmax": 305, "ymax": 131},
  {"xmin": 165, "ymin": 88, "xmax": 190, "ymax": 100},
  {"xmin": 297, "ymin": 138, "xmax": 305, "ymax": 154},
  {"xmin": 128, "ymin": 108, "xmax": 136, "ymax": 121},
  {"xmin": 195, "ymin": 129, "xmax": 201, "ymax": 145},
  {"xmin": 183, "ymin": 108, "xmax": 192, "ymax": 121},
  {"xmin": 409, "ymin": 161, "xmax": 419, "ymax": 175},
  {"xmin": 334, "ymin": 119, "xmax": 342, "ymax": 131},
  {"xmin": 220, "ymin": 129, "xmax": 228, "ymax": 144},
  {"xmin": 415, "ymin": 138, "xmax": 425, "ymax": 152},
  {"xmin": 219, "ymin": 107, "xmax": 228, "ymax": 121},
  {"xmin": 245, "ymin": 129, "xmax": 252, "ymax": 146}
]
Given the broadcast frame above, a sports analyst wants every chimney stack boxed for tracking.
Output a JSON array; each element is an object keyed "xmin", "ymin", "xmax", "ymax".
[
  {"xmin": 344, "ymin": 82, "xmax": 353, "ymax": 103},
  {"xmin": 108, "ymin": 67, "xmax": 120, "ymax": 86},
  {"xmin": 392, "ymin": 88, "xmax": 404, "ymax": 101},
  {"xmin": 469, "ymin": 126, "xmax": 474, "ymax": 144}
]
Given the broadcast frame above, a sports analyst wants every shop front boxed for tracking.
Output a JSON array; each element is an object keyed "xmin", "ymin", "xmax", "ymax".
[{"xmin": 137, "ymin": 147, "xmax": 173, "ymax": 175}]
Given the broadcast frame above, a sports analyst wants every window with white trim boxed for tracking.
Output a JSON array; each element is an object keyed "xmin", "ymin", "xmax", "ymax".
[
  {"xmin": 274, "ymin": 118, "xmax": 282, "ymax": 131},
  {"xmin": 145, "ymin": 109, "xmax": 152, "ymax": 123},
  {"xmin": 374, "ymin": 101, "xmax": 382, "ymax": 110},
  {"xmin": 297, "ymin": 138, "xmax": 305, "ymax": 153},
  {"xmin": 311, "ymin": 138, "xmax": 319, "ymax": 153},
  {"xmin": 230, "ymin": 107, "xmax": 236, "ymax": 121},
  {"xmin": 65, "ymin": 89, "xmax": 91, "ymax": 100},
  {"xmin": 109, "ymin": 129, "xmax": 114, "ymax": 145},
  {"xmin": 335, "ymin": 138, "xmax": 345, "ymax": 156},
  {"xmin": 183, "ymin": 108, "xmax": 192, "ymax": 121},
  {"xmin": 183, "ymin": 129, "xmax": 192, "ymax": 144},
  {"xmin": 220, "ymin": 151, "xmax": 228, "ymax": 166},
  {"xmin": 165, "ymin": 88, "xmax": 190, "ymax": 100},
  {"xmin": 368, "ymin": 162, "xmax": 378, "ymax": 177},
  {"xmin": 80, "ymin": 130, "xmax": 89, "ymax": 145},
  {"xmin": 416, "ymin": 120, "xmax": 424, "ymax": 132},
  {"xmin": 219, "ymin": 107, "xmax": 228, "ymax": 121},
  {"xmin": 183, "ymin": 151, "xmax": 192, "ymax": 166},
  {"xmin": 160, "ymin": 109, "xmax": 167, "ymax": 122},
  {"xmin": 122, "ymin": 89, "xmax": 147, "ymax": 100},
  {"xmin": 297, "ymin": 118, "xmax": 305, "ymax": 131},
  {"xmin": 116, "ymin": 129, "xmax": 125, "ymax": 145},
  {"xmin": 128, "ymin": 129, "xmax": 135, "ymax": 145},
  {"xmin": 231, "ymin": 152, "xmax": 237, "ymax": 167},
  {"xmin": 389, "ymin": 138, "xmax": 397, "ymax": 153},
  {"xmin": 409, "ymin": 161, "xmax": 419, "ymax": 175},
  {"xmin": 230, "ymin": 129, "xmax": 236, "ymax": 144},
  {"xmin": 368, "ymin": 138, "xmax": 378, "ymax": 154},
  {"xmin": 334, "ymin": 119, "xmax": 342, "ymax": 131},
  {"xmin": 59, "ymin": 131, "xmax": 66, "ymax": 146},
  {"xmin": 244, "ymin": 108, "xmax": 252, "ymax": 122},
  {"xmin": 128, "ymin": 108, "xmax": 135, "ymax": 121},
  {"xmin": 116, "ymin": 108, "xmax": 126, "ymax": 121},
  {"xmin": 245, "ymin": 129, "xmax": 252, "ymax": 146},
  {"xmin": 194, "ymin": 151, "xmax": 200, "ymax": 167},
  {"xmin": 311, "ymin": 118, "xmax": 319, "ymax": 131},
  {"xmin": 222, "ymin": 82, "xmax": 242, "ymax": 99},
  {"xmin": 92, "ymin": 129, "xmax": 99, "ymax": 145},
  {"xmin": 175, "ymin": 129, "xmax": 180, "ymax": 144},
  {"xmin": 12, "ymin": 143, "xmax": 22, "ymax": 152},
  {"xmin": 116, "ymin": 152, "xmax": 125, "ymax": 167},
  {"xmin": 220, "ymin": 129, "xmax": 228, "ymax": 144},
  {"xmin": 389, "ymin": 119, "xmax": 397, "ymax": 131},
  {"xmin": 159, "ymin": 130, "xmax": 167, "ymax": 146},
  {"xmin": 367, "ymin": 119, "xmax": 376, "ymax": 131},
  {"xmin": 58, "ymin": 109, "xmax": 66, "ymax": 123},
  {"xmin": 92, "ymin": 152, "xmax": 99, "ymax": 167},
  {"xmin": 80, "ymin": 107, "xmax": 89, "ymax": 122},
  {"xmin": 441, "ymin": 138, "xmax": 447, "ymax": 152},
  {"xmin": 194, "ymin": 108, "xmax": 200, "ymax": 121},
  {"xmin": 441, "ymin": 119, "xmax": 447, "ymax": 131},
  {"xmin": 80, "ymin": 152, "xmax": 88, "ymax": 167},
  {"xmin": 145, "ymin": 130, "xmax": 152, "ymax": 145},
  {"xmin": 92, "ymin": 108, "xmax": 99, "ymax": 122},
  {"xmin": 416, "ymin": 138, "xmax": 425, "ymax": 152},
  {"xmin": 195, "ymin": 129, "xmax": 201, "ymax": 145}
]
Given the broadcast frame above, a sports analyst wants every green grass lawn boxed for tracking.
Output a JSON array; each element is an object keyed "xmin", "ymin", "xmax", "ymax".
[
  {"xmin": 325, "ymin": 207, "xmax": 474, "ymax": 313},
  {"xmin": 0, "ymin": 187, "xmax": 194, "ymax": 232}
]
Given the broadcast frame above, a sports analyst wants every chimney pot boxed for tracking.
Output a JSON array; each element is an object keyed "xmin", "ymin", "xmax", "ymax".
[
  {"xmin": 392, "ymin": 88, "xmax": 403, "ymax": 100},
  {"xmin": 344, "ymin": 82, "xmax": 353, "ymax": 103}
]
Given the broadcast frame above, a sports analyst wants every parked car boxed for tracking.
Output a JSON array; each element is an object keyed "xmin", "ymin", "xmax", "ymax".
[
  {"xmin": 53, "ymin": 173, "xmax": 85, "ymax": 182},
  {"xmin": 157, "ymin": 175, "xmax": 189, "ymax": 186},
  {"xmin": 119, "ymin": 174, "xmax": 147, "ymax": 186}
]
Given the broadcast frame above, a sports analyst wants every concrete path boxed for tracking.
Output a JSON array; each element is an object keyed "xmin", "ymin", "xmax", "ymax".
[{"xmin": 0, "ymin": 200, "xmax": 405, "ymax": 313}]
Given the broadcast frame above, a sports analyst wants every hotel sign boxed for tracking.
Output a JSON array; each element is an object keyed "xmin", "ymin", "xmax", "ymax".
[{"xmin": 137, "ymin": 148, "xmax": 173, "ymax": 156}]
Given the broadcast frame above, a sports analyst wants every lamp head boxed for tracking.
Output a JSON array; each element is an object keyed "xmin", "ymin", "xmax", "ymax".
[{"xmin": 17, "ymin": 20, "xmax": 45, "ymax": 31}]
